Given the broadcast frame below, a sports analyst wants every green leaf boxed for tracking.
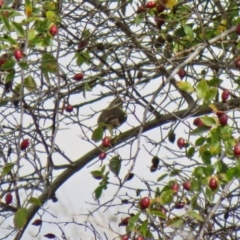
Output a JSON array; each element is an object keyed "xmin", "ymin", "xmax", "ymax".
[
  {"xmin": 209, "ymin": 140, "xmax": 221, "ymax": 156},
  {"xmin": 183, "ymin": 24, "xmax": 194, "ymax": 41},
  {"xmin": 0, "ymin": 35, "xmax": 17, "ymax": 45},
  {"xmin": 28, "ymin": 197, "xmax": 42, "ymax": 206},
  {"xmin": 157, "ymin": 173, "xmax": 168, "ymax": 182},
  {"xmin": 205, "ymin": 187, "xmax": 214, "ymax": 203},
  {"xmin": 150, "ymin": 210, "xmax": 166, "ymax": 219},
  {"xmin": 160, "ymin": 190, "xmax": 173, "ymax": 205},
  {"xmin": 127, "ymin": 211, "xmax": 141, "ymax": 232},
  {"xmin": 207, "ymin": 78, "xmax": 223, "ymax": 87},
  {"xmin": 91, "ymin": 126, "xmax": 104, "ymax": 142},
  {"xmin": 137, "ymin": 219, "xmax": 148, "ymax": 237},
  {"xmin": 200, "ymin": 116, "xmax": 216, "ymax": 127},
  {"xmin": 155, "ymin": 187, "xmax": 161, "ymax": 197},
  {"xmin": 191, "ymin": 194, "xmax": 200, "ymax": 209},
  {"xmin": 12, "ymin": 22, "xmax": 25, "ymax": 36},
  {"xmin": 5, "ymin": 69, "xmax": 15, "ymax": 83},
  {"xmin": 203, "ymin": 165, "xmax": 214, "ymax": 177},
  {"xmin": 2, "ymin": 163, "xmax": 14, "ymax": 177},
  {"xmin": 220, "ymin": 125, "xmax": 233, "ymax": 141},
  {"xmin": 109, "ymin": 156, "xmax": 121, "ymax": 176},
  {"xmin": 14, "ymin": 83, "xmax": 23, "ymax": 95},
  {"xmin": 94, "ymin": 186, "xmax": 102, "ymax": 200},
  {"xmin": 24, "ymin": 75, "xmax": 37, "ymax": 91},
  {"xmin": 226, "ymin": 167, "xmax": 237, "ymax": 181},
  {"xmin": 41, "ymin": 53, "xmax": 58, "ymax": 73},
  {"xmin": 43, "ymin": 1, "xmax": 57, "ymax": 10},
  {"xmin": 46, "ymin": 11, "xmax": 57, "ymax": 21},
  {"xmin": 187, "ymin": 147, "xmax": 195, "ymax": 158},
  {"xmin": 196, "ymin": 79, "xmax": 208, "ymax": 99},
  {"xmin": 134, "ymin": 14, "xmax": 144, "ymax": 25},
  {"xmin": 188, "ymin": 210, "xmax": 203, "ymax": 222},
  {"xmin": 1, "ymin": 59, "xmax": 15, "ymax": 71},
  {"xmin": 193, "ymin": 167, "xmax": 204, "ymax": 179},
  {"xmin": 1, "ymin": 15, "xmax": 11, "ymax": 32},
  {"xmin": 28, "ymin": 29, "xmax": 36, "ymax": 41},
  {"xmin": 190, "ymin": 126, "xmax": 211, "ymax": 135},
  {"xmin": 14, "ymin": 208, "xmax": 28, "ymax": 230},
  {"xmin": 204, "ymin": 87, "xmax": 217, "ymax": 103},
  {"xmin": 18, "ymin": 61, "xmax": 29, "ymax": 70},
  {"xmin": 201, "ymin": 150, "xmax": 211, "ymax": 165},
  {"xmin": 167, "ymin": 217, "xmax": 184, "ymax": 227},
  {"xmin": 100, "ymin": 165, "xmax": 106, "ymax": 173},
  {"xmin": 191, "ymin": 179, "xmax": 201, "ymax": 191},
  {"xmin": 176, "ymin": 81, "xmax": 194, "ymax": 93},
  {"xmin": 91, "ymin": 170, "xmax": 102, "ymax": 179},
  {"xmin": 195, "ymin": 137, "xmax": 206, "ymax": 146}
]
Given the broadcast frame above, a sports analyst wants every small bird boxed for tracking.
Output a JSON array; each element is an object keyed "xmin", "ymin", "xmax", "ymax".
[{"xmin": 97, "ymin": 98, "xmax": 127, "ymax": 129}]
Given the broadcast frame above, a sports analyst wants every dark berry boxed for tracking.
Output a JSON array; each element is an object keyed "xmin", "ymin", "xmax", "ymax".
[
  {"xmin": 73, "ymin": 73, "xmax": 84, "ymax": 81},
  {"xmin": 221, "ymin": 89, "xmax": 230, "ymax": 102},
  {"xmin": 209, "ymin": 177, "xmax": 218, "ymax": 191},
  {"xmin": 183, "ymin": 181, "xmax": 191, "ymax": 191},
  {"xmin": 145, "ymin": 1, "xmax": 156, "ymax": 8},
  {"xmin": 178, "ymin": 68, "xmax": 186, "ymax": 79},
  {"xmin": 140, "ymin": 197, "xmax": 150, "ymax": 209},
  {"xmin": 219, "ymin": 113, "xmax": 228, "ymax": 126}
]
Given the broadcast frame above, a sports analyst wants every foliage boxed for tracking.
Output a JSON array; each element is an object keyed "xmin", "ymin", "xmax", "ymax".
[{"xmin": 0, "ymin": 0, "xmax": 240, "ymax": 239}]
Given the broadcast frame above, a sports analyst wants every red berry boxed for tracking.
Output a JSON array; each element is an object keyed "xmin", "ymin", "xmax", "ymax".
[
  {"xmin": 99, "ymin": 152, "xmax": 107, "ymax": 160},
  {"xmin": 156, "ymin": 3, "xmax": 165, "ymax": 13},
  {"xmin": 178, "ymin": 68, "xmax": 186, "ymax": 79},
  {"xmin": 236, "ymin": 24, "xmax": 240, "ymax": 35},
  {"xmin": 136, "ymin": 5, "xmax": 147, "ymax": 14},
  {"xmin": 221, "ymin": 89, "xmax": 230, "ymax": 102},
  {"xmin": 49, "ymin": 24, "xmax": 58, "ymax": 36},
  {"xmin": 183, "ymin": 181, "xmax": 191, "ymax": 191},
  {"xmin": 140, "ymin": 197, "xmax": 150, "ymax": 209},
  {"xmin": 171, "ymin": 182, "xmax": 179, "ymax": 194},
  {"xmin": 32, "ymin": 219, "xmax": 42, "ymax": 226},
  {"xmin": 5, "ymin": 193, "xmax": 13, "ymax": 205},
  {"xmin": 209, "ymin": 177, "xmax": 218, "ymax": 191},
  {"xmin": 78, "ymin": 40, "xmax": 87, "ymax": 51},
  {"xmin": 14, "ymin": 49, "xmax": 23, "ymax": 61},
  {"xmin": 234, "ymin": 143, "xmax": 240, "ymax": 157},
  {"xmin": 193, "ymin": 117, "xmax": 205, "ymax": 127},
  {"xmin": 216, "ymin": 111, "xmax": 224, "ymax": 118},
  {"xmin": 0, "ymin": 0, "xmax": 3, "ymax": 8},
  {"xmin": 135, "ymin": 237, "xmax": 145, "ymax": 240},
  {"xmin": 219, "ymin": 113, "xmax": 228, "ymax": 126},
  {"xmin": 0, "ymin": 54, "xmax": 7, "ymax": 67},
  {"xmin": 145, "ymin": 1, "xmax": 156, "ymax": 8},
  {"xmin": 20, "ymin": 139, "xmax": 29, "ymax": 151},
  {"xmin": 154, "ymin": 15, "xmax": 165, "ymax": 29},
  {"xmin": 234, "ymin": 57, "xmax": 240, "ymax": 69},
  {"xmin": 175, "ymin": 202, "xmax": 185, "ymax": 209},
  {"xmin": 73, "ymin": 73, "xmax": 84, "ymax": 81},
  {"xmin": 177, "ymin": 137, "xmax": 186, "ymax": 149},
  {"xmin": 102, "ymin": 136, "xmax": 111, "ymax": 147},
  {"xmin": 118, "ymin": 217, "xmax": 130, "ymax": 227},
  {"xmin": 121, "ymin": 235, "xmax": 129, "ymax": 240},
  {"xmin": 65, "ymin": 105, "xmax": 73, "ymax": 112}
]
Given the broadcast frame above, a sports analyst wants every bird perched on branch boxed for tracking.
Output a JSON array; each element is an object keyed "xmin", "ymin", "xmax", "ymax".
[{"xmin": 97, "ymin": 98, "xmax": 127, "ymax": 129}]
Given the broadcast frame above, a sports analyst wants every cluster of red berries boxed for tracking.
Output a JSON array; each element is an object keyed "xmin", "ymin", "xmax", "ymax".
[
  {"xmin": 136, "ymin": 1, "xmax": 166, "ymax": 29},
  {"xmin": 98, "ymin": 136, "xmax": 111, "ymax": 160}
]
